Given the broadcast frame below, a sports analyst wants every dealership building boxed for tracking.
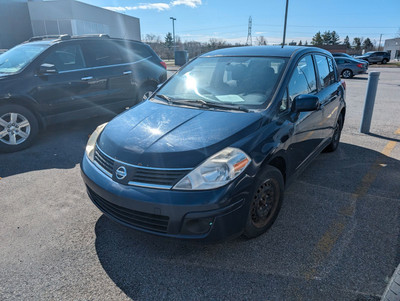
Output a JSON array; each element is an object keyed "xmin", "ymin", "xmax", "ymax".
[
  {"xmin": 384, "ymin": 38, "xmax": 400, "ymax": 61},
  {"xmin": 0, "ymin": 0, "xmax": 141, "ymax": 50}
]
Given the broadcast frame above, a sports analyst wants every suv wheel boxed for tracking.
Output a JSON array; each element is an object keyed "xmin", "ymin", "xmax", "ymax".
[
  {"xmin": 243, "ymin": 165, "xmax": 284, "ymax": 238},
  {"xmin": 324, "ymin": 114, "xmax": 343, "ymax": 152},
  {"xmin": 342, "ymin": 69, "xmax": 353, "ymax": 79},
  {"xmin": 0, "ymin": 104, "xmax": 39, "ymax": 152},
  {"xmin": 382, "ymin": 58, "xmax": 388, "ymax": 64},
  {"xmin": 138, "ymin": 84, "xmax": 157, "ymax": 103}
]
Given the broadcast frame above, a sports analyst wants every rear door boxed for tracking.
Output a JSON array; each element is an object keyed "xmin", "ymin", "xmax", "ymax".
[
  {"xmin": 314, "ymin": 54, "xmax": 341, "ymax": 140},
  {"xmin": 80, "ymin": 39, "xmax": 135, "ymax": 109}
]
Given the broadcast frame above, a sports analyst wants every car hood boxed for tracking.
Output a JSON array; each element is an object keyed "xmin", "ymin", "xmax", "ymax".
[{"xmin": 97, "ymin": 100, "xmax": 263, "ymax": 168}]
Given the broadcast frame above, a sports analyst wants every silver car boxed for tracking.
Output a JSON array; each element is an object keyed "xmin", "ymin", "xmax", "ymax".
[{"xmin": 334, "ymin": 57, "xmax": 368, "ymax": 78}]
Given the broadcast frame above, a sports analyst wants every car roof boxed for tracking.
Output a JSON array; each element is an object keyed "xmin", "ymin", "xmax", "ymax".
[
  {"xmin": 200, "ymin": 45, "xmax": 330, "ymax": 58},
  {"xmin": 24, "ymin": 34, "xmax": 142, "ymax": 45}
]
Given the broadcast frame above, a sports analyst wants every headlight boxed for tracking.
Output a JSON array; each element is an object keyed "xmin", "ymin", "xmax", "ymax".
[
  {"xmin": 173, "ymin": 147, "xmax": 251, "ymax": 190},
  {"xmin": 85, "ymin": 123, "xmax": 107, "ymax": 162}
]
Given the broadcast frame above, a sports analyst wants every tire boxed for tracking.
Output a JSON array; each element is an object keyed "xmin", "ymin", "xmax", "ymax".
[
  {"xmin": 137, "ymin": 84, "xmax": 157, "ymax": 104},
  {"xmin": 324, "ymin": 113, "xmax": 343, "ymax": 152},
  {"xmin": 0, "ymin": 104, "xmax": 39, "ymax": 153},
  {"xmin": 342, "ymin": 69, "xmax": 353, "ymax": 79},
  {"xmin": 243, "ymin": 165, "xmax": 284, "ymax": 238},
  {"xmin": 381, "ymin": 263, "xmax": 400, "ymax": 301},
  {"xmin": 382, "ymin": 58, "xmax": 388, "ymax": 64}
]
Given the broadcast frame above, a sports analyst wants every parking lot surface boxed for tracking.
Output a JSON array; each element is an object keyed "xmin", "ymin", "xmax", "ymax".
[{"xmin": 1, "ymin": 68, "xmax": 399, "ymax": 300}]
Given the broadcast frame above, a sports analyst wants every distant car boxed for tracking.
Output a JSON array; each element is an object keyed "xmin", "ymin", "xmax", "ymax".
[
  {"xmin": 332, "ymin": 53, "xmax": 353, "ymax": 59},
  {"xmin": 334, "ymin": 57, "xmax": 368, "ymax": 78},
  {"xmin": 0, "ymin": 34, "xmax": 167, "ymax": 152},
  {"xmin": 81, "ymin": 46, "xmax": 346, "ymax": 241},
  {"xmin": 355, "ymin": 51, "xmax": 390, "ymax": 64}
]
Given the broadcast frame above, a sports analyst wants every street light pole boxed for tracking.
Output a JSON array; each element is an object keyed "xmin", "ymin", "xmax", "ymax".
[
  {"xmin": 378, "ymin": 33, "xmax": 383, "ymax": 51},
  {"xmin": 282, "ymin": 0, "xmax": 289, "ymax": 48},
  {"xmin": 170, "ymin": 17, "xmax": 176, "ymax": 52}
]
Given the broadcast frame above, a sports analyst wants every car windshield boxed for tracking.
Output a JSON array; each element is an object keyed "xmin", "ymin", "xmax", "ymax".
[
  {"xmin": 0, "ymin": 43, "xmax": 49, "ymax": 74},
  {"xmin": 155, "ymin": 56, "xmax": 288, "ymax": 110}
]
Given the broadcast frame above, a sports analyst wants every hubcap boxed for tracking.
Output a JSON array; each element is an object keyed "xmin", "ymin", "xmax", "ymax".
[
  {"xmin": 0, "ymin": 112, "xmax": 31, "ymax": 145},
  {"xmin": 143, "ymin": 91, "xmax": 153, "ymax": 101},
  {"xmin": 343, "ymin": 70, "xmax": 351, "ymax": 78},
  {"xmin": 251, "ymin": 178, "xmax": 279, "ymax": 228}
]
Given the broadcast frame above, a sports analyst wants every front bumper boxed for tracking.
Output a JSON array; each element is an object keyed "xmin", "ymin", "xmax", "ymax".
[{"xmin": 81, "ymin": 154, "xmax": 253, "ymax": 241}]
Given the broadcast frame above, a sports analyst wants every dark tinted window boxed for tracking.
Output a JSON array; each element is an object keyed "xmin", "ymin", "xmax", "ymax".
[
  {"xmin": 327, "ymin": 57, "xmax": 336, "ymax": 83},
  {"xmin": 116, "ymin": 41, "xmax": 153, "ymax": 63},
  {"xmin": 336, "ymin": 59, "xmax": 345, "ymax": 65},
  {"xmin": 42, "ymin": 44, "xmax": 85, "ymax": 72},
  {"xmin": 315, "ymin": 55, "xmax": 333, "ymax": 89},
  {"xmin": 282, "ymin": 55, "xmax": 317, "ymax": 111},
  {"xmin": 82, "ymin": 40, "xmax": 124, "ymax": 67}
]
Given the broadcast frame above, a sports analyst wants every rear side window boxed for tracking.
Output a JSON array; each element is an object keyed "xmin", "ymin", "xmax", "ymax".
[
  {"xmin": 116, "ymin": 41, "xmax": 153, "ymax": 63},
  {"xmin": 336, "ymin": 59, "xmax": 345, "ymax": 64},
  {"xmin": 327, "ymin": 57, "xmax": 336, "ymax": 83},
  {"xmin": 315, "ymin": 55, "xmax": 335, "ymax": 89},
  {"xmin": 81, "ymin": 41, "xmax": 124, "ymax": 67},
  {"xmin": 42, "ymin": 44, "xmax": 85, "ymax": 72}
]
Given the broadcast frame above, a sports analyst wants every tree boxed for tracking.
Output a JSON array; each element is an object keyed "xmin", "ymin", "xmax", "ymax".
[
  {"xmin": 353, "ymin": 37, "xmax": 361, "ymax": 50},
  {"xmin": 343, "ymin": 35, "xmax": 350, "ymax": 49},
  {"xmin": 298, "ymin": 40, "xmax": 303, "ymax": 46},
  {"xmin": 363, "ymin": 37, "xmax": 374, "ymax": 51},
  {"xmin": 322, "ymin": 31, "xmax": 332, "ymax": 45},
  {"xmin": 256, "ymin": 36, "xmax": 267, "ymax": 45},
  {"xmin": 289, "ymin": 40, "xmax": 297, "ymax": 46},
  {"xmin": 305, "ymin": 40, "xmax": 308, "ymax": 45},
  {"xmin": 311, "ymin": 31, "xmax": 323, "ymax": 46},
  {"xmin": 165, "ymin": 32, "xmax": 173, "ymax": 48},
  {"xmin": 331, "ymin": 31, "xmax": 340, "ymax": 45}
]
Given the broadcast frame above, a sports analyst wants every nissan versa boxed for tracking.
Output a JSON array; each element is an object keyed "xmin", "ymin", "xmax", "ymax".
[{"xmin": 81, "ymin": 46, "xmax": 346, "ymax": 241}]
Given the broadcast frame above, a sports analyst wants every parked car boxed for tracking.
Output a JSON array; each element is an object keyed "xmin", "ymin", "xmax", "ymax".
[
  {"xmin": 334, "ymin": 57, "xmax": 368, "ymax": 78},
  {"xmin": 332, "ymin": 53, "xmax": 354, "ymax": 59},
  {"xmin": 0, "ymin": 34, "xmax": 167, "ymax": 152},
  {"xmin": 81, "ymin": 46, "xmax": 346, "ymax": 241},
  {"xmin": 355, "ymin": 51, "xmax": 390, "ymax": 64}
]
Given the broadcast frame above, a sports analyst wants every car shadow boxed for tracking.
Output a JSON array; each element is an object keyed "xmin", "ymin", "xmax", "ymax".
[
  {"xmin": 0, "ymin": 115, "xmax": 113, "ymax": 178},
  {"xmin": 367, "ymin": 132, "xmax": 400, "ymax": 143},
  {"xmin": 93, "ymin": 142, "xmax": 400, "ymax": 300},
  {"xmin": 348, "ymin": 77, "xmax": 368, "ymax": 80}
]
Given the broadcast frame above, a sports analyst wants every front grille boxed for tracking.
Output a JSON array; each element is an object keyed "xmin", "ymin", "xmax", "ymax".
[
  {"xmin": 87, "ymin": 187, "xmax": 169, "ymax": 233},
  {"xmin": 132, "ymin": 168, "xmax": 189, "ymax": 186},
  {"xmin": 94, "ymin": 147, "xmax": 114, "ymax": 175},
  {"xmin": 93, "ymin": 145, "xmax": 191, "ymax": 188}
]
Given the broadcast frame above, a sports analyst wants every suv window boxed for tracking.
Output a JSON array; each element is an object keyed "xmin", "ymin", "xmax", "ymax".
[
  {"xmin": 280, "ymin": 55, "xmax": 317, "ymax": 111},
  {"xmin": 315, "ymin": 55, "xmax": 334, "ymax": 89},
  {"xmin": 42, "ymin": 44, "xmax": 85, "ymax": 72},
  {"xmin": 116, "ymin": 41, "xmax": 153, "ymax": 63},
  {"xmin": 82, "ymin": 40, "xmax": 124, "ymax": 67}
]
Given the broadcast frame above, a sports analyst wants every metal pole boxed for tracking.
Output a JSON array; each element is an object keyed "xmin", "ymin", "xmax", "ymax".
[
  {"xmin": 360, "ymin": 71, "xmax": 380, "ymax": 133},
  {"xmin": 378, "ymin": 34, "xmax": 382, "ymax": 51},
  {"xmin": 282, "ymin": 0, "xmax": 289, "ymax": 48},
  {"xmin": 170, "ymin": 17, "xmax": 176, "ymax": 52}
]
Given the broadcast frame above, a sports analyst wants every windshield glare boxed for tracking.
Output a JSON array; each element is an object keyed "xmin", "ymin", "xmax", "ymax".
[
  {"xmin": 156, "ymin": 56, "xmax": 288, "ymax": 109},
  {"xmin": 0, "ymin": 43, "xmax": 48, "ymax": 74}
]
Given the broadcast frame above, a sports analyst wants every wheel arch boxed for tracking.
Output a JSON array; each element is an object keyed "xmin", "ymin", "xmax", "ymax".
[
  {"xmin": 0, "ymin": 97, "xmax": 45, "ymax": 129},
  {"xmin": 264, "ymin": 155, "xmax": 287, "ymax": 185}
]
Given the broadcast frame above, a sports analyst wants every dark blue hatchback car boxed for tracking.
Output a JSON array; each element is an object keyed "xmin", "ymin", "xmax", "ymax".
[{"xmin": 81, "ymin": 46, "xmax": 346, "ymax": 241}]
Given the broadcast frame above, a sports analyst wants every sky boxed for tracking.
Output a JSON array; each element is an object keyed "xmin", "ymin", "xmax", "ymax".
[{"xmin": 80, "ymin": 0, "xmax": 400, "ymax": 46}]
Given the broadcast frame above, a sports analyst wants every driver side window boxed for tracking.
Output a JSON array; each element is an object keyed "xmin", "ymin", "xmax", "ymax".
[
  {"xmin": 42, "ymin": 44, "xmax": 86, "ymax": 72},
  {"xmin": 280, "ymin": 55, "xmax": 317, "ymax": 112}
]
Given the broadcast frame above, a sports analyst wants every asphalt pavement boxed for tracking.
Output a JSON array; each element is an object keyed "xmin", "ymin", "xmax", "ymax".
[{"xmin": 0, "ymin": 67, "xmax": 399, "ymax": 300}]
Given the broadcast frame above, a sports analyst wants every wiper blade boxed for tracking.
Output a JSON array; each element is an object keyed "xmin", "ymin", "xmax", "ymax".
[
  {"xmin": 155, "ymin": 94, "xmax": 173, "ymax": 104},
  {"xmin": 202, "ymin": 101, "xmax": 250, "ymax": 112}
]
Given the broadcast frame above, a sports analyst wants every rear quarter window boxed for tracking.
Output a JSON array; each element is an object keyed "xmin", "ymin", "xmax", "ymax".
[{"xmin": 315, "ymin": 55, "xmax": 335, "ymax": 89}]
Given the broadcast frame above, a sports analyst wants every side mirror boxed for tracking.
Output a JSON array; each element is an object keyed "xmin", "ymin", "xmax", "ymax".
[
  {"xmin": 38, "ymin": 63, "xmax": 57, "ymax": 75},
  {"xmin": 292, "ymin": 94, "xmax": 320, "ymax": 112}
]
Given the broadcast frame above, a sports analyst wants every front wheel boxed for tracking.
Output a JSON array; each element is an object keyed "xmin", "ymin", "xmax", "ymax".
[
  {"xmin": 0, "ymin": 104, "xmax": 39, "ymax": 153},
  {"xmin": 243, "ymin": 165, "xmax": 284, "ymax": 239}
]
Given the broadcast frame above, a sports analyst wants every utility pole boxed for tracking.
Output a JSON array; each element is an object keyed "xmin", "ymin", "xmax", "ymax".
[
  {"xmin": 170, "ymin": 17, "xmax": 176, "ymax": 52},
  {"xmin": 246, "ymin": 16, "xmax": 252, "ymax": 46},
  {"xmin": 282, "ymin": 0, "xmax": 289, "ymax": 48},
  {"xmin": 378, "ymin": 33, "xmax": 383, "ymax": 51}
]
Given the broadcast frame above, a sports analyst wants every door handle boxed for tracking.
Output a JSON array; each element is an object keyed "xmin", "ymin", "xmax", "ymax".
[
  {"xmin": 81, "ymin": 76, "xmax": 93, "ymax": 81},
  {"xmin": 123, "ymin": 70, "xmax": 132, "ymax": 75}
]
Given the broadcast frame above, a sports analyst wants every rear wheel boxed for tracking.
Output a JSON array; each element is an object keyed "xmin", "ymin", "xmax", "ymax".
[
  {"xmin": 342, "ymin": 69, "xmax": 353, "ymax": 79},
  {"xmin": 243, "ymin": 165, "xmax": 284, "ymax": 238},
  {"xmin": 324, "ymin": 114, "xmax": 343, "ymax": 152},
  {"xmin": 0, "ymin": 104, "xmax": 39, "ymax": 152},
  {"xmin": 137, "ymin": 84, "xmax": 157, "ymax": 104},
  {"xmin": 382, "ymin": 58, "xmax": 388, "ymax": 64}
]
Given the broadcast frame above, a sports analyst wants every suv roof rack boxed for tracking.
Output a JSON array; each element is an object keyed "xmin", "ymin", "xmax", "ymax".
[
  {"xmin": 71, "ymin": 34, "xmax": 110, "ymax": 39},
  {"xmin": 28, "ymin": 34, "xmax": 71, "ymax": 42}
]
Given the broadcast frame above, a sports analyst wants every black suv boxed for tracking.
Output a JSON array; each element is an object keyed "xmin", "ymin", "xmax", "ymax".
[
  {"xmin": 0, "ymin": 34, "xmax": 167, "ymax": 152},
  {"xmin": 355, "ymin": 51, "xmax": 390, "ymax": 64}
]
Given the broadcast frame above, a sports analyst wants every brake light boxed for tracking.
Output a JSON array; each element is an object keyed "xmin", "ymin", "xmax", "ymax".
[
  {"xmin": 341, "ymin": 80, "xmax": 346, "ymax": 90},
  {"xmin": 160, "ymin": 61, "xmax": 167, "ymax": 69},
  {"xmin": 357, "ymin": 63, "xmax": 363, "ymax": 68}
]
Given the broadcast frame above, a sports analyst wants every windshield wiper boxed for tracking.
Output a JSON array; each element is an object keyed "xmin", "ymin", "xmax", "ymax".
[
  {"xmin": 173, "ymin": 99, "xmax": 250, "ymax": 112},
  {"xmin": 155, "ymin": 94, "xmax": 173, "ymax": 104}
]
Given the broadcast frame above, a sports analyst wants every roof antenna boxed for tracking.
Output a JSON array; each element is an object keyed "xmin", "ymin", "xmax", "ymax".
[{"xmin": 282, "ymin": 0, "xmax": 289, "ymax": 48}]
